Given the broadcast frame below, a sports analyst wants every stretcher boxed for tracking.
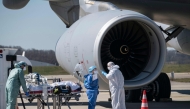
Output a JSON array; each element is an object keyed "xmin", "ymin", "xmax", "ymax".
[
  {"xmin": 25, "ymin": 73, "xmax": 83, "ymax": 109},
  {"xmin": 28, "ymin": 85, "xmax": 83, "ymax": 109},
  {"xmin": 24, "ymin": 74, "xmax": 83, "ymax": 109},
  {"xmin": 26, "ymin": 85, "xmax": 83, "ymax": 109}
]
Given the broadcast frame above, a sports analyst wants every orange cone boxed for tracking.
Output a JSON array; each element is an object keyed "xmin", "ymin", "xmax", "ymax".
[{"xmin": 141, "ymin": 90, "xmax": 148, "ymax": 109}]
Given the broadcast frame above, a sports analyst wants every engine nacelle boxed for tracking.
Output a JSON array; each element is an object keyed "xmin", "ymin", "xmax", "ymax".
[
  {"xmin": 56, "ymin": 10, "xmax": 166, "ymax": 89},
  {"xmin": 3, "ymin": 0, "xmax": 29, "ymax": 9},
  {"xmin": 166, "ymin": 28, "xmax": 190, "ymax": 55}
]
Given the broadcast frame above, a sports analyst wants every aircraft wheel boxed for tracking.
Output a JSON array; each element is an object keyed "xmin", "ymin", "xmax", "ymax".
[
  {"xmin": 145, "ymin": 82, "xmax": 156, "ymax": 101},
  {"xmin": 154, "ymin": 73, "xmax": 171, "ymax": 102},
  {"xmin": 161, "ymin": 72, "xmax": 171, "ymax": 98}
]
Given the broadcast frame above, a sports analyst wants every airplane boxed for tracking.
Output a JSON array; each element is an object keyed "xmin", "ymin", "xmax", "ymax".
[{"xmin": 3, "ymin": 0, "xmax": 190, "ymax": 102}]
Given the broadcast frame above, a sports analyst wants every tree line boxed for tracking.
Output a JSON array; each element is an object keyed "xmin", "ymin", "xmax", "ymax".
[
  {"xmin": 1, "ymin": 45, "xmax": 190, "ymax": 65},
  {"xmin": 166, "ymin": 50, "xmax": 190, "ymax": 64},
  {"xmin": 0, "ymin": 45, "xmax": 58, "ymax": 65}
]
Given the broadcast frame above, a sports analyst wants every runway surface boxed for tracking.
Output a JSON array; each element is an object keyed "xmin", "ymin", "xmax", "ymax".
[{"xmin": 17, "ymin": 74, "xmax": 190, "ymax": 109}]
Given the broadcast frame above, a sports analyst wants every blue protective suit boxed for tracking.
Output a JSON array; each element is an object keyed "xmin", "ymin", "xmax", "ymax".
[
  {"xmin": 5, "ymin": 63, "xmax": 27, "ymax": 109},
  {"xmin": 84, "ymin": 74, "xmax": 99, "ymax": 109}
]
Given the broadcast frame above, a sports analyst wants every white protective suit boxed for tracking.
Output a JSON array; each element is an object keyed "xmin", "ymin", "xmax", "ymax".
[
  {"xmin": 106, "ymin": 65, "xmax": 126, "ymax": 109},
  {"xmin": 73, "ymin": 63, "xmax": 83, "ymax": 75}
]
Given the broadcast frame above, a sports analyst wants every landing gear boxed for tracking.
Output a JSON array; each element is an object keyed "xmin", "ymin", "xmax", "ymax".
[
  {"xmin": 154, "ymin": 73, "xmax": 171, "ymax": 102},
  {"xmin": 125, "ymin": 72, "xmax": 171, "ymax": 102}
]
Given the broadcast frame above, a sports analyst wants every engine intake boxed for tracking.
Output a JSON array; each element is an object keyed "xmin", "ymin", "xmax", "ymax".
[
  {"xmin": 100, "ymin": 21, "xmax": 151, "ymax": 80},
  {"xmin": 56, "ymin": 10, "xmax": 166, "ymax": 89}
]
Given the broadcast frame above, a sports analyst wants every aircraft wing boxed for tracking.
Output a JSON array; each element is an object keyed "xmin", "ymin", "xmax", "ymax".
[{"xmin": 97, "ymin": 0, "xmax": 190, "ymax": 30}]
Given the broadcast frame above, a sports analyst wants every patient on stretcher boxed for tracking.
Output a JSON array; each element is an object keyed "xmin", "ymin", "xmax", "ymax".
[
  {"xmin": 28, "ymin": 81, "xmax": 82, "ymax": 93},
  {"xmin": 50, "ymin": 81, "xmax": 82, "ymax": 91}
]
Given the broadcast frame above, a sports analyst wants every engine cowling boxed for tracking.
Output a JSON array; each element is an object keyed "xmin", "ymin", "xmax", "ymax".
[
  {"xmin": 166, "ymin": 28, "xmax": 190, "ymax": 55},
  {"xmin": 3, "ymin": 0, "xmax": 29, "ymax": 9},
  {"xmin": 56, "ymin": 10, "xmax": 166, "ymax": 89}
]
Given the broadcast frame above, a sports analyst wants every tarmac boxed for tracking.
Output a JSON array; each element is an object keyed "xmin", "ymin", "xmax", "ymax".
[{"xmin": 17, "ymin": 73, "xmax": 190, "ymax": 109}]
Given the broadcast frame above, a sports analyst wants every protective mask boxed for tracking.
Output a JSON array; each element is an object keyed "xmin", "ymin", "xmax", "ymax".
[
  {"xmin": 107, "ymin": 67, "xmax": 111, "ymax": 70},
  {"xmin": 93, "ymin": 74, "xmax": 98, "ymax": 80},
  {"xmin": 23, "ymin": 67, "xmax": 26, "ymax": 71},
  {"xmin": 94, "ymin": 71, "xmax": 98, "ymax": 74}
]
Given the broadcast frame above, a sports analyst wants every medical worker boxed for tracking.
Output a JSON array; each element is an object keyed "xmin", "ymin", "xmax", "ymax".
[
  {"xmin": 5, "ymin": 61, "xmax": 29, "ymax": 109},
  {"xmin": 84, "ymin": 66, "xmax": 99, "ymax": 109},
  {"xmin": 102, "ymin": 62, "xmax": 126, "ymax": 109}
]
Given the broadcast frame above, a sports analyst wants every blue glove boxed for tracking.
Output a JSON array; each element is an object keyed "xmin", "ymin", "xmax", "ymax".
[
  {"xmin": 25, "ymin": 92, "xmax": 29, "ymax": 97},
  {"xmin": 101, "ymin": 71, "xmax": 107, "ymax": 76}
]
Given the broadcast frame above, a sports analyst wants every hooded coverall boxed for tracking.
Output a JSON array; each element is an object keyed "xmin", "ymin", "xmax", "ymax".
[
  {"xmin": 5, "ymin": 63, "xmax": 27, "ymax": 109},
  {"xmin": 102, "ymin": 65, "xmax": 126, "ymax": 109},
  {"xmin": 84, "ymin": 73, "xmax": 99, "ymax": 109}
]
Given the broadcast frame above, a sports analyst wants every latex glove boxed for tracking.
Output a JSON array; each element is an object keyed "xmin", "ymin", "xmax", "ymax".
[
  {"xmin": 25, "ymin": 92, "xmax": 30, "ymax": 97},
  {"xmin": 101, "ymin": 71, "xmax": 107, "ymax": 76}
]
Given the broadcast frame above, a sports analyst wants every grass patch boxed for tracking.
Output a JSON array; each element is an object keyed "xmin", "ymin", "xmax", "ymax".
[
  {"xmin": 162, "ymin": 64, "xmax": 190, "ymax": 73},
  {"xmin": 24, "ymin": 66, "xmax": 69, "ymax": 75},
  {"xmin": 23, "ymin": 64, "xmax": 190, "ymax": 75},
  {"xmin": 172, "ymin": 78, "xmax": 190, "ymax": 83}
]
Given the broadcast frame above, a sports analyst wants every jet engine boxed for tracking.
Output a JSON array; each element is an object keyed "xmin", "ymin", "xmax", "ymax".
[
  {"xmin": 3, "ymin": 0, "xmax": 29, "ymax": 9},
  {"xmin": 56, "ymin": 10, "xmax": 166, "ymax": 89},
  {"xmin": 166, "ymin": 27, "xmax": 190, "ymax": 55}
]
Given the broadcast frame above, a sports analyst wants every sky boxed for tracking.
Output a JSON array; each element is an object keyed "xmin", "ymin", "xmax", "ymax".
[
  {"xmin": 0, "ymin": 1, "xmax": 174, "ymax": 51},
  {"xmin": 0, "ymin": 1, "xmax": 66, "ymax": 50}
]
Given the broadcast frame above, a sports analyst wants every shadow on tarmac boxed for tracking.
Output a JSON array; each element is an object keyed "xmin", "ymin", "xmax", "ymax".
[
  {"xmin": 18, "ymin": 101, "xmax": 112, "ymax": 108},
  {"xmin": 18, "ymin": 101, "xmax": 190, "ymax": 109}
]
